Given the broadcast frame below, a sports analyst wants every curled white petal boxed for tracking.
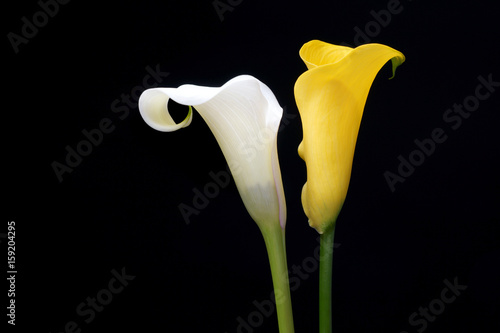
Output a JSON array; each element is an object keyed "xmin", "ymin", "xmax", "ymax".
[{"xmin": 138, "ymin": 75, "xmax": 287, "ymax": 229}]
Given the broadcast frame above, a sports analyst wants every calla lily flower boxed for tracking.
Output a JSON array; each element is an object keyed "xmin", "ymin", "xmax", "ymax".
[
  {"xmin": 138, "ymin": 75, "xmax": 294, "ymax": 332},
  {"xmin": 138, "ymin": 74, "xmax": 286, "ymax": 230},
  {"xmin": 295, "ymin": 40, "xmax": 405, "ymax": 234}
]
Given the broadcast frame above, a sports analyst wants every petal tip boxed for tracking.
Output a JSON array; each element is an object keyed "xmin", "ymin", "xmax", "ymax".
[{"xmin": 389, "ymin": 53, "xmax": 406, "ymax": 80}]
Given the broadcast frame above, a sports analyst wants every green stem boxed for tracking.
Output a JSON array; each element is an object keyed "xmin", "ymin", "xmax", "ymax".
[
  {"xmin": 319, "ymin": 224, "xmax": 336, "ymax": 333},
  {"xmin": 260, "ymin": 225, "xmax": 295, "ymax": 333}
]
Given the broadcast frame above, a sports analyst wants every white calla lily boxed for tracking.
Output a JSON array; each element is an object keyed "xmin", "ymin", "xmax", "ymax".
[
  {"xmin": 138, "ymin": 74, "xmax": 295, "ymax": 332},
  {"xmin": 138, "ymin": 75, "xmax": 286, "ymax": 230}
]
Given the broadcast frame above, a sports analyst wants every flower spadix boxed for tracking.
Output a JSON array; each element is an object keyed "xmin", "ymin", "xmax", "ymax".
[
  {"xmin": 295, "ymin": 40, "xmax": 405, "ymax": 233},
  {"xmin": 138, "ymin": 75, "xmax": 286, "ymax": 230}
]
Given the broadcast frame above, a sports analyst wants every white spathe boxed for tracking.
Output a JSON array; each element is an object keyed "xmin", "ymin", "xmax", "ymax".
[{"xmin": 138, "ymin": 75, "xmax": 287, "ymax": 229}]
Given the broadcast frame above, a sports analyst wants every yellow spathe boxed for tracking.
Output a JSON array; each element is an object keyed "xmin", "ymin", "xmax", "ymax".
[{"xmin": 295, "ymin": 40, "xmax": 405, "ymax": 233}]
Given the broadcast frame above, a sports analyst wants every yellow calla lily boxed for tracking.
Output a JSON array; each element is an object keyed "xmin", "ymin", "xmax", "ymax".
[{"xmin": 295, "ymin": 40, "xmax": 405, "ymax": 234}]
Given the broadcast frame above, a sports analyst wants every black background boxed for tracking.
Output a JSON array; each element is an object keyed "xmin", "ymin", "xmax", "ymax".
[{"xmin": 5, "ymin": 0, "xmax": 500, "ymax": 332}]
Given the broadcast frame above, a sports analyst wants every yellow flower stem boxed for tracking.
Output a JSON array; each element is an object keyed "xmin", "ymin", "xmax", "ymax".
[
  {"xmin": 319, "ymin": 223, "xmax": 336, "ymax": 333},
  {"xmin": 260, "ymin": 224, "xmax": 295, "ymax": 333}
]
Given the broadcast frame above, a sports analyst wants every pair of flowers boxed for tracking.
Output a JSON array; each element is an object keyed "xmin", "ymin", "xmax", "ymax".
[{"xmin": 138, "ymin": 40, "xmax": 405, "ymax": 332}]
